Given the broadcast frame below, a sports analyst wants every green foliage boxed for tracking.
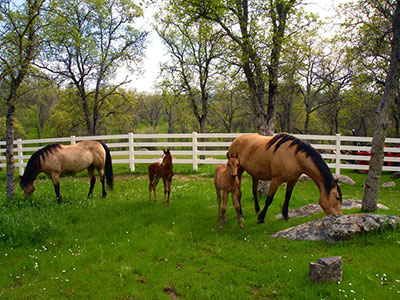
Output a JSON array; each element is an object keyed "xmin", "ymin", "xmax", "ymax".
[{"xmin": 0, "ymin": 168, "xmax": 399, "ymax": 298}]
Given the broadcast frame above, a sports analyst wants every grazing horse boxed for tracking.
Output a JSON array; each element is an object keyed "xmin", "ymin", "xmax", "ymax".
[
  {"xmin": 228, "ymin": 133, "xmax": 342, "ymax": 223},
  {"xmin": 148, "ymin": 149, "xmax": 174, "ymax": 206},
  {"xmin": 214, "ymin": 152, "xmax": 243, "ymax": 229},
  {"xmin": 20, "ymin": 141, "xmax": 114, "ymax": 203}
]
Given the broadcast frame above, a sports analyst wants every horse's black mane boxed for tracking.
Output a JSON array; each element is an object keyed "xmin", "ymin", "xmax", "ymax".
[
  {"xmin": 266, "ymin": 133, "xmax": 335, "ymax": 194},
  {"xmin": 20, "ymin": 144, "xmax": 62, "ymax": 186}
]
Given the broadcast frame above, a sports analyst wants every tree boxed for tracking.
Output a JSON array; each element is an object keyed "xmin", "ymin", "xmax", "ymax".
[
  {"xmin": 0, "ymin": 0, "xmax": 46, "ymax": 198},
  {"xmin": 156, "ymin": 10, "xmax": 225, "ymax": 134},
  {"xmin": 41, "ymin": 0, "xmax": 147, "ymax": 135},
  {"xmin": 166, "ymin": 0, "xmax": 297, "ymax": 135},
  {"xmin": 361, "ymin": 0, "xmax": 400, "ymax": 211}
]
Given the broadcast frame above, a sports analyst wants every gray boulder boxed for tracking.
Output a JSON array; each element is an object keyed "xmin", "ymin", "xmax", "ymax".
[{"xmin": 270, "ymin": 214, "xmax": 400, "ymax": 243}]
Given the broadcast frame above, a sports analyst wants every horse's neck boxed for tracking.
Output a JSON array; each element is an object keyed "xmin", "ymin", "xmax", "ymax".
[{"xmin": 301, "ymin": 162, "xmax": 327, "ymax": 194}]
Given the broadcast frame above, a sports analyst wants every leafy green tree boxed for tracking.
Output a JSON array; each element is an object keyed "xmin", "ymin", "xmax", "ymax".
[
  {"xmin": 166, "ymin": 0, "xmax": 297, "ymax": 135},
  {"xmin": 0, "ymin": 0, "xmax": 45, "ymax": 197},
  {"xmin": 156, "ymin": 9, "xmax": 225, "ymax": 134},
  {"xmin": 41, "ymin": 0, "xmax": 147, "ymax": 135}
]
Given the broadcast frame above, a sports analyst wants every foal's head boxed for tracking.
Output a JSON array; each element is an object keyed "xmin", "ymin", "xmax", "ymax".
[
  {"xmin": 226, "ymin": 152, "xmax": 240, "ymax": 179},
  {"xmin": 161, "ymin": 149, "xmax": 172, "ymax": 167}
]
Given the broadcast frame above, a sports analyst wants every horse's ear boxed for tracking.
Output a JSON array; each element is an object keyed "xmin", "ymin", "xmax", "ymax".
[
  {"xmin": 332, "ymin": 178, "xmax": 339, "ymax": 186},
  {"xmin": 226, "ymin": 152, "xmax": 230, "ymax": 159},
  {"xmin": 163, "ymin": 149, "xmax": 167, "ymax": 154}
]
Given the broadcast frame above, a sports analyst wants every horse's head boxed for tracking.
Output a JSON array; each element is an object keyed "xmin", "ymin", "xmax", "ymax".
[
  {"xmin": 319, "ymin": 179, "xmax": 343, "ymax": 215},
  {"xmin": 226, "ymin": 152, "xmax": 240, "ymax": 180},
  {"xmin": 20, "ymin": 175, "xmax": 35, "ymax": 196}
]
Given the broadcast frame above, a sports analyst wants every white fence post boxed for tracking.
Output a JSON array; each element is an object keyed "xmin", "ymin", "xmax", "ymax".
[
  {"xmin": 335, "ymin": 133, "xmax": 341, "ymax": 175},
  {"xmin": 17, "ymin": 139, "xmax": 24, "ymax": 176},
  {"xmin": 70, "ymin": 136, "xmax": 76, "ymax": 144},
  {"xmin": 192, "ymin": 132, "xmax": 198, "ymax": 171},
  {"xmin": 129, "ymin": 132, "xmax": 135, "ymax": 172}
]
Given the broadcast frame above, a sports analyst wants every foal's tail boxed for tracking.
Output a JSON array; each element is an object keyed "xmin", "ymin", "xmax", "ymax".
[{"xmin": 101, "ymin": 143, "xmax": 114, "ymax": 190}]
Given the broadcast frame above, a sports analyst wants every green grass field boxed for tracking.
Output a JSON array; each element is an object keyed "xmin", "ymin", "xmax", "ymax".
[{"xmin": 0, "ymin": 165, "xmax": 399, "ymax": 299}]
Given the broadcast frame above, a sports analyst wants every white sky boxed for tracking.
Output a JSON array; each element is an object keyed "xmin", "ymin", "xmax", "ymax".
[{"xmin": 122, "ymin": 0, "xmax": 351, "ymax": 93}]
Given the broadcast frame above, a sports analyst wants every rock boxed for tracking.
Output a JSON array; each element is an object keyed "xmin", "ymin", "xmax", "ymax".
[
  {"xmin": 382, "ymin": 181, "xmax": 396, "ymax": 188},
  {"xmin": 298, "ymin": 174, "xmax": 355, "ymax": 185},
  {"xmin": 273, "ymin": 200, "xmax": 389, "ymax": 219},
  {"xmin": 333, "ymin": 174, "xmax": 356, "ymax": 185},
  {"xmin": 298, "ymin": 174, "xmax": 311, "ymax": 182},
  {"xmin": 391, "ymin": 172, "xmax": 400, "ymax": 179},
  {"xmin": 309, "ymin": 256, "xmax": 343, "ymax": 283},
  {"xmin": 258, "ymin": 180, "xmax": 270, "ymax": 195},
  {"xmin": 270, "ymin": 214, "xmax": 400, "ymax": 243}
]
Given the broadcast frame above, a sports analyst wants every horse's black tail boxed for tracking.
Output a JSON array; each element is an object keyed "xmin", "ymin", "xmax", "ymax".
[{"xmin": 101, "ymin": 143, "xmax": 114, "ymax": 191}]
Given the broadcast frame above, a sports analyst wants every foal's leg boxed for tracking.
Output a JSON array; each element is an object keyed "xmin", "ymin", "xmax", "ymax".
[
  {"xmin": 257, "ymin": 179, "xmax": 281, "ymax": 224},
  {"xmin": 152, "ymin": 177, "xmax": 160, "ymax": 202},
  {"xmin": 166, "ymin": 177, "xmax": 172, "ymax": 205},
  {"xmin": 51, "ymin": 173, "xmax": 63, "ymax": 204},
  {"xmin": 87, "ymin": 166, "xmax": 96, "ymax": 198},
  {"xmin": 281, "ymin": 179, "xmax": 297, "ymax": 221},
  {"xmin": 216, "ymin": 185, "xmax": 222, "ymax": 223},
  {"xmin": 252, "ymin": 177, "xmax": 260, "ymax": 213},
  {"xmin": 233, "ymin": 190, "xmax": 243, "ymax": 228},
  {"xmin": 220, "ymin": 190, "xmax": 229, "ymax": 229},
  {"xmin": 162, "ymin": 177, "xmax": 167, "ymax": 206}
]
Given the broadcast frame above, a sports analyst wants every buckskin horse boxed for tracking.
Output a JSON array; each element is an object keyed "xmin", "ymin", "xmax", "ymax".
[
  {"xmin": 20, "ymin": 141, "xmax": 114, "ymax": 203},
  {"xmin": 148, "ymin": 149, "xmax": 174, "ymax": 206},
  {"xmin": 214, "ymin": 152, "xmax": 243, "ymax": 229},
  {"xmin": 228, "ymin": 133, "xmax": 342, "ymax": 223}
]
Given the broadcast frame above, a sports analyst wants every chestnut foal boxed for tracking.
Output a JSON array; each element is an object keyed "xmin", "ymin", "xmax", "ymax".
[
  {"xmin": 214, "ymin": 152, "xmax": 243, "ymax": 229},
  {"xmin": 148, "ymin": 149, "xmax": 174, "ymax": 206}
]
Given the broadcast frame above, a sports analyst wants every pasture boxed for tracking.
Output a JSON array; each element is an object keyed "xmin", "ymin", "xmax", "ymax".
[{"xmin": 0, "ymin": 164, "xmax": 399, "ymax": 299}]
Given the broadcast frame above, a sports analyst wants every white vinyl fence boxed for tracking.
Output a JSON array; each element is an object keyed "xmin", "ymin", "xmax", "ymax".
[{"xmin": 1, "ymin": 132, "xmax": 400, "ymax": 176}]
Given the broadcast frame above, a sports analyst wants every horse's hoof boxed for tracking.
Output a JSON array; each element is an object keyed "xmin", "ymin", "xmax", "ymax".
[{"xmin": 257, "ymin": 219, "xmax": 265, "ymax": 224}]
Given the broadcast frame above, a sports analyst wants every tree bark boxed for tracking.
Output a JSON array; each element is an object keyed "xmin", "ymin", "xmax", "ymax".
[{"xmin": 362, "ymin": 3, "xmax": 400, "ymax": 211}]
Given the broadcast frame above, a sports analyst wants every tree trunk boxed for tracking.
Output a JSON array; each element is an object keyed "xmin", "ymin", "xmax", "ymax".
[
  {"xmin": 362, "ymin": 3, "xmax": 400, "ymax": 211},
  {"xmin": 6, "ymin": 101, "xmax": 16, "ymax": 198}
]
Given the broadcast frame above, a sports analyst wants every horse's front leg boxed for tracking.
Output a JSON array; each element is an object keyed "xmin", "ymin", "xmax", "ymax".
[
  {"xmin": 252, "ymin": 177, "xmax": 260, "ymax": 214},
  {"xmin": 281, "ymin": 179, "xmax": 297, "ymax": 221},
  {"xmin": 51, "ymin": 173, "xmax": 63, "ymax": 204},
  {"xmin": 257, "ymin": 179, "xmax": 280, "ymax": 224}
]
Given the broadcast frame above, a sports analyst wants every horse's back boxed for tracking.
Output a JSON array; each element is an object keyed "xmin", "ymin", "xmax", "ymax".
[
  {"xmin": 229, "ymin": 134, "xmax": 303, "ymax": 181},
  {"xmin": 44, "ymin": 141, "xmax": 105, "ymax": 174}
]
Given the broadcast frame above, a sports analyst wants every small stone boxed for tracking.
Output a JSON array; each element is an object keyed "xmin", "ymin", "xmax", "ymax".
[
  {"xmin": 309, "ymin": 256, "xmax": 343, "ymax": 283},
  {"xmin": 391, "ymin": 172, "xmax": 400, "ymax": 179},
  {"xmin": 333, "ymin": 174, "xmax": 356, "ymax": 185},
  {"xmin": 381, "ymin": 182, "xmax": 396, "ymax": 188}
]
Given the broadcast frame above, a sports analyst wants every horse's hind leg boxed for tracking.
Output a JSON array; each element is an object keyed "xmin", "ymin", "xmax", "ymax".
[
  {"xmin": 281, "ymin": 180, "xmax": 297, "ymax": 221},
  {"xmin": 87, "ymin": 166, "xmax": 96, "ymax": 198},
  {"xmin": 97, "ymin": 167, "xmax": 106, "ymax": 198},
  {"xmin": 257, "ymin": 179, "xmax": 280, "ymax": 224}
]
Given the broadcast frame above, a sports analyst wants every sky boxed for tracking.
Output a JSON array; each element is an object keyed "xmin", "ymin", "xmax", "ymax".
[{"xmin": 122, "ymin": 0, "xmax": 350, "ymax": 93}]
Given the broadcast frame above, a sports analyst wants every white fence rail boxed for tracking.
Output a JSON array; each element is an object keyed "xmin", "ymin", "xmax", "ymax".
[{"xmin": 1, "ymin": 133, "xmax": 400, "ymax": 176}]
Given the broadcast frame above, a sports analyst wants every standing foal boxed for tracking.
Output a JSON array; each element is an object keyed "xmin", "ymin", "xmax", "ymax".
[
  {"xmin": 214, "ymin": 152, "xmax": 243, "ymax": 229},
  {"xmin": 148, "ymin": 149, "xmax": 174, "ymax": 206}
]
